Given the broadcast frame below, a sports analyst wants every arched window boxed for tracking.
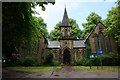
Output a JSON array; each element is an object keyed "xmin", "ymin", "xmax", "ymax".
[
  {"xmin": 76, "ymin": 49, "xmax": 80, "ymax": 59},
  {"xmin": 94, "ymin": 36, "xmax": 99, "ymax": 53},
  {"xmin": 99, "ymin": 33, "xmax": 105, "ymax": 52},
  {"xmin": 106, "ymin": 37, "xmax": 111, "ymax": 52},
  {"xmin": 54, "ymin": 50, "xmax": 57, "ymax": 58},
  {"xmin": 65, "ymin": 28, "xmax": 68, "ymax": 36}
]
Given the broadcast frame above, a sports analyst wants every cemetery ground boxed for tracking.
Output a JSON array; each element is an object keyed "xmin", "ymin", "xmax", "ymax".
[{"xmin": 2, "ymin": 66, "xmax": 120, "ymax": 78}]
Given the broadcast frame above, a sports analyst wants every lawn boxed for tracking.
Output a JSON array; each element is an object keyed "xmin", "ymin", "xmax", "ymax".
[
  {"xmin": 6, "ymin": 66, "xmax": 120, "ymax": 72},
  {"xmin": 74, "ymin": 66, "xmax": 120, "ymax": 72},
  {"xmin": 56, "ymin": 66, "xmax": 62, "ymax": 69},
  {"xmin": 7, "ymin": 66, "xmax": 54, "ymax": 72}
]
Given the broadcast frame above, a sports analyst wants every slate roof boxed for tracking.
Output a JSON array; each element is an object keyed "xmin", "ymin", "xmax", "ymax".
[
  {"xmin": 48, "ymin": 41, "xmax": 60, "ymax": 48},
  {"xmin": 73, "ymin": 40, "xmax": 86, "ymax": 48},
  {"xmin": 48, "ymin": 40, "xmax": 86, "ymax": 48}
]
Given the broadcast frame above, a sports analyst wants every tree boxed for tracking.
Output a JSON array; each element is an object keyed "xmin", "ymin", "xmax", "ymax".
[
  {"xmin": 81, "ymin": 12, "xmax": 102, "ymax": 39},
  {"xmin": 33, "ymin": 17, "xmax": 48, "ymax": 38},
  {"xmin": 103, "ymin": 5, "xmax": 120, "ymax": 46},
  {"xmin": 49, "ymin": 18, "xmax": 82, "ymax": 41},
  {"xmin": 2, "ymin": 2, "xmax": 55, "ymax": 60}
]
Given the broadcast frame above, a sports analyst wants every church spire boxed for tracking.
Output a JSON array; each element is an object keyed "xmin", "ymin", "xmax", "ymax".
[{"xmin": 61, "ymin": 7, "xmax": 70, "ymax": 26}]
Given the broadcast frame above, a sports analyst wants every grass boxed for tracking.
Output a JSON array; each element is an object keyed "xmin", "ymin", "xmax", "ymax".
[
  {"xmin": 7, "ymin": 66, "xmax": 54, "ymax": 72},
  {"xmin": 56, "ymin": 66, "xmax": 62, "ymax": 69},
  {"xmin": 6, "ymin": 66, "xmax": 120, "ymax": 72},
  {"xmin": 73, "ymin": 66, "xmax": 83, "ymax": 70},
  {"xmin": 74, "ymin": 66, "xmax": 120, "ymax": 72}
]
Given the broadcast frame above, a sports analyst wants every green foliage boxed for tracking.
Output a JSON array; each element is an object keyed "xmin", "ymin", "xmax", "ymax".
[
  {"xmin": 23, "ymin": 57, "xmax": 35, "ymax": 67},
  {"xmin": 103, "ymin": 5, "xmax": 120, "ymax": 46},
  {"xmin": 33, "ymin": 17, "xmax": 48, "ymax": 38},
  {"xmin": 56, "ymin": 66, "xmax": 62, "ymax": 69},
  {"xmin": 8, "ymin": 56, "xmax": 23, "ymax": 66},
  {"xmin": 74, "ymin": 52, "xmax": 119, "ymax": 66},
  {"xmin": 73, "ymin": 66, "xmax": 82, "ymax": 70},
  {"xmin": 34, "ymin": 62, "xmax": 42, "ymax": 66},
  {"xmin": 49, "ymin": 18, "xmax": 82, "ymax": 41},
  {"xmin": 51, "ymin": 60, "xmax": 60, "ymax": 66},
  {"xmin": 44, "ymin": 50, "xmax": 53, "ymax": 66},
  {"xmin": 99, "ymin": 54, "xmax": 112, "ymax": 66},
  {"xmin": 59, "ymin": 63, "xmax": 64, "ymax": 66},
  {"xmin": 107, "ymin": 52, "xmax": 120, "ymax": 66},
  {"xmin": 49, "ymin": 22, "xmax": 61, "ymax": 41},
  {"xmin": 91, "ymin": 53, "xmax": 119, "ymax": 66},
  {"xmin": 81, "ymin": 12, "xmax": 102, "ymax": 39},
  {"xmin": 86, "ymin": 40, "xmax": 91, "ymax": 58},
  {"xmin": 75, "ymin": 58, "xmax": 89, "ymax": 66},
  {"xmin": 2, "ymin": 2, "xmax": 54, "ymax": 62},
  {"xmin": 7, "ymin": 66, "xmax": 54, "ymax": 72}
]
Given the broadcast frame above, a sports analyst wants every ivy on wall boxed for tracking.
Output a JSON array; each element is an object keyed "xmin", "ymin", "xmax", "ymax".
[{"xmin": 86, "ymin": 39, "xmax": 91, "ymax": 58}]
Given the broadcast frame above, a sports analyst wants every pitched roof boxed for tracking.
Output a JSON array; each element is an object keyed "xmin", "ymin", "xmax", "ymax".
[
  {"xmin": 73, "ymin": 40, "xmax": 86, "ymax": 48},
  {"xmin": 48, "ymin": 41, "xmax": 60, "ymax": 48},
  {"xmin": 84, "ymin": 21, "xmax": 106, "ymax": 43},
  {"xmin": 61, "ymin": 7, "xmax": 70, "ymax": 26},
  {"xmin": 48, "ymin": 40, "xmax": 86, "ymax": 49}
]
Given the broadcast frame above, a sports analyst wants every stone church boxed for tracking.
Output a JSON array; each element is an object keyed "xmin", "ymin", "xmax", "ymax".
[
  {"xmin": 19, "ymin": 8, "xmax": 118, "ymax": 65},
  {"xmin": 48, "ymin": 8, "xmax": 86, "ymax": 65}
]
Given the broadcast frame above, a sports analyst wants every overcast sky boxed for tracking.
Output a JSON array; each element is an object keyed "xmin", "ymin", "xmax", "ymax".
[{"xmin": 33, "ymin": 0, "xmax": 117, "ymax": 33}]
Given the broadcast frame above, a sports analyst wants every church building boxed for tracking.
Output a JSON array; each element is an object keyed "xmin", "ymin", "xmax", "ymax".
[
  {"xmin": 19, "ymin": 7, "xmax": 118, "ymax": 65},
  {"xmin": 48, "ymin": 8, "xmax": 86, "ymax": 65},
  {"xmin": 47, "ymin": 7, "xmax": 118, "ymax": 65}
]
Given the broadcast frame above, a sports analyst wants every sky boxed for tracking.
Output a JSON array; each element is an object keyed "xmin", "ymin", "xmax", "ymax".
[{"xmin": 33, "ymin": 0, "xmax": 117, "ymax": 33}]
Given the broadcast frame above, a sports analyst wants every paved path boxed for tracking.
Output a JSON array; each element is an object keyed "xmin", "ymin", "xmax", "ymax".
[
  {"xmin": 2, "ymin": 66, "xmax": 119, "ymax": 78},
  {"xmin": 50, "ymin": 66, "xmax": 119, "ymax": 78}
]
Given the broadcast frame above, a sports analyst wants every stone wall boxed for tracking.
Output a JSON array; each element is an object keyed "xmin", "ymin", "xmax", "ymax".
[
  {"xmin": 88, "ymin": 22, "xmax": 118, "ymax": 54},
  {"xmin": 19, "ymin": 35, "xmax": 48, "ymax": 63}
]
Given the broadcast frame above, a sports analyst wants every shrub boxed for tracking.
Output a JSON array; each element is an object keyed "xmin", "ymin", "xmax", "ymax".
[
  {"xmin": 23, "ymin": 57, "xmax": 34, "ymax": 67},
  {"xmin": 74, "ymin": 53, "xmax": 120, "ymax": 66},
  {"xmin": 34, "ymin": 62, "xmax": 41, "ymax": 66},
  {"xmin": 108, "ymin": 52, "xmax": 120, "ymax": 66},
  {"xmin": 8, "ymin": 56, "xmax": 23, "ymax": 66},
  {"xmin": 90, "ymin": 58, "xmax": 100, "ymax": 66},
  {"xmin": 99, "ymin": 54, "xmax": 112, "ymax": 66},
  {"xmin": 93, "ymin": 53, "xmax": 120, "ymax": 66},
  {"xmin": 75, "ymin": 58, "xmax": 89, "ymax": 66},
  {"xmin": 44, "ymin": 50, "xmax": 53, "ymax": 66},
  {"xmin": 60, "ymin": 63, "xmax": 64, "ymax": 66},
  {"xmin": 51, "ymin": 60, "xmax": 60, "ymax": 66}
]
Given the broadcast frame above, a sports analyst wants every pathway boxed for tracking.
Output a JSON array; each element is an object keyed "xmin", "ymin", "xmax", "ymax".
[{"xmin": 2, "ymin": 66, "xmax": 119, "ymax": 79}]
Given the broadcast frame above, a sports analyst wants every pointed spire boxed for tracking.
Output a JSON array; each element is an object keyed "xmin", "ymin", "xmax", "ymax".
[{"xmin": 61, "ymin": 7, "xmax": 70, "ymax": 26}]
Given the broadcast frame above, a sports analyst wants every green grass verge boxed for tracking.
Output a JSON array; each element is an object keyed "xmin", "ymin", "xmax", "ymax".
[
  {"xmin": 73, "ymin": 66, "xmax": 83, "ymax": 70},
  {"xmin": 74, "ymin": 66, "xmax": 120, "ymax": 72},
  {"xmin": 56, "ymin": 66, "xmax": 62, "ymax": 69},
  {"xmin": 7, "ymin": 66, "xmax": 54, "ymax": 72}
]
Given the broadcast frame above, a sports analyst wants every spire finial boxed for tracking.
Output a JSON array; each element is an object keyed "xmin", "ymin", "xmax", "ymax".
[{"xmin": 65, "ymin": 4, "xmax": 66, "ymax": 8}]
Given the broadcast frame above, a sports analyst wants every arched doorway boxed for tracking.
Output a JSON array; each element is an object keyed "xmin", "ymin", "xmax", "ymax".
[{"xmin": 63, "ymin": 49, "xmax": 71, "ymax": 64}]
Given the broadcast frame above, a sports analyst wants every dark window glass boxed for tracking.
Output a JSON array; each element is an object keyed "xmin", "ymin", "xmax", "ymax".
[
  {"xmin": 77, "ymin": 50, "xmax": 80, "ymax": 59},
  {"xmin": 55, "ymin": 53, "xmax": 57, "ymax": 58},
  {"xmin": 106, "ymin": 38, "xmax": 111, "ymax": 52},
  {"xmin": 65, "ymin": 42, "xmax": 67, "ymax": 44},
  {"xmin": 94, "ymin": 36, "xmax": 99, "ymax": 52},
  {"xmin": 65, "ymin": 28, "xmax": 68, "ymax": 36},
  {"xmin": 99, "ymin": 33, "xmax": 105, "ymax": 52}
]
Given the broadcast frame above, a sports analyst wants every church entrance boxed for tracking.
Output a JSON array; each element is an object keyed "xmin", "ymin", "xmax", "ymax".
[{"xmin": 63, "ymin": 49, "xmax": 71, "ymax": 64}]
